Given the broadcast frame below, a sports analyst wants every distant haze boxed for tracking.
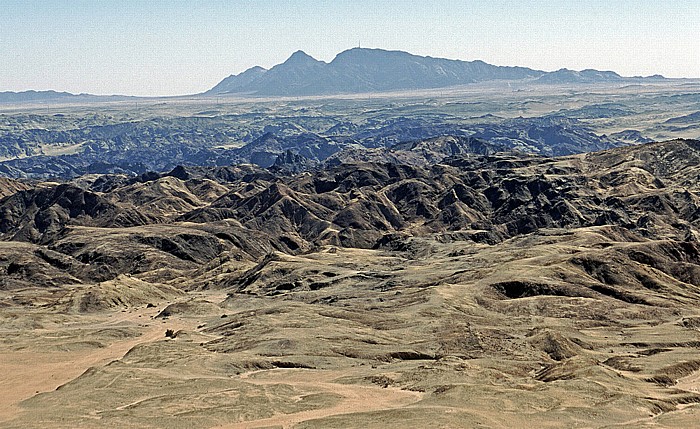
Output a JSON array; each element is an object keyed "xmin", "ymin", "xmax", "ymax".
[{"xmin": 3, "ymin": 0, "xmax": 699, "ymax": 96}]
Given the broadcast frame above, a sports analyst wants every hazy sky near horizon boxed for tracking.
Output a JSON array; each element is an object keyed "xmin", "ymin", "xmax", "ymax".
[{"xmin": 2, "ymin": 0, "xmax": 699, "ymax": 96}]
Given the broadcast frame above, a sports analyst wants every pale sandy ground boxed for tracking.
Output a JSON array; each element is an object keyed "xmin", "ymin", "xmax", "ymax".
[
  {"xmin": 0, "ymin": 303, "xmax": 422, "ymax": 429},
  {"xmin": 0, "ymin": 299, "xmax": 197, "ymax": 424},
  {"xmin": 2, "ymin": 240, "xmax": 700, "ymax": 428},
  {"xmin": 677, "ymin": 372, "xmax": 700, "ymax": 393},
  {"xmin": 216, "ymin": 369, "xmax": 423, "ymax": 429}
]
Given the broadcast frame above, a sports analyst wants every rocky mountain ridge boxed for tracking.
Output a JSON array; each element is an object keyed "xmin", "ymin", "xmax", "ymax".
[
  {"xmin": 1, "ymin": 138, "xmax": 699, "ymax": 286},
  {"xmin": 209, "ymin": 48, "xmax": 667, "ymax": 96}
]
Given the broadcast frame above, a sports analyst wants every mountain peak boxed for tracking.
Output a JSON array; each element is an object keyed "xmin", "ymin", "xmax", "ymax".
[
  {"xmin": 284, "ymin": 50, "xmax": 320, "ymax": 64},
  {"xmin": 245, "ymin": 66, "xmax": 267, "ymax": 73},
  {"xmin": 332, "ymin": 47, "xmax": 411, "ymax": 62}
]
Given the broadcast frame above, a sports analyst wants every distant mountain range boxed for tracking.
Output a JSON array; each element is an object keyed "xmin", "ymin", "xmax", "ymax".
[
  {"xmin": 0, "ymin": 90, "xmax": 133, "ymax": 104},
  {"xmin": 2, "ymin": 48, "xmax": 671, "ymax": 102},
  {"xmin": 0, "ymin": 90, "xmax": 89, "ymax": 103},
  {"xmin": 207, "ymin": 48, "xmax": 668, "ymax": 96}
]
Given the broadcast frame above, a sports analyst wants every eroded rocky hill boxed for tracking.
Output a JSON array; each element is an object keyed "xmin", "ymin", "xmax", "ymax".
[{"xmin": 2, "ymin": 139, "xmax": 700, "ymax": 428}]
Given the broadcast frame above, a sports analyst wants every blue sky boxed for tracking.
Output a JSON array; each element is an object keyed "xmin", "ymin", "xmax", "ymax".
[{"xmin": 2, "ymin": 0, "xmax": 698, "ymax": 96}]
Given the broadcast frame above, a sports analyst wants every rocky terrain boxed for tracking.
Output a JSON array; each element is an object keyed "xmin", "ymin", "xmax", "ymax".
[
  {"xmin": 1, "ymin": 139, "xmax": 700, "ymax": 427},
  {"xmin": 3, "ymin": 79, "xmax": 700, "ymax": 180},
  {"xmin": 0, "ymin": 105, "xmax": 624, "ymax": 179}
]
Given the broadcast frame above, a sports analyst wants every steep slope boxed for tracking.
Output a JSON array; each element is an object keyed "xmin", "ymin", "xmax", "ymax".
[
  {"xmin": 0, "ymin": 177, "xmax": 31, "ymax": 199},
  {"xmin": 0, "ymin": 184, "xmax": 154, "ymax": 243},
  {"xmin": 210, "ymin": 50, "xmax": 338, "ymax": 97},
  {"xmin": 206, "ymin": 66, "xmax": 267, "ymax": 95},
  {"xmin": 164, "ymin": 140, "xmax": 692, "ymax": 252}
]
